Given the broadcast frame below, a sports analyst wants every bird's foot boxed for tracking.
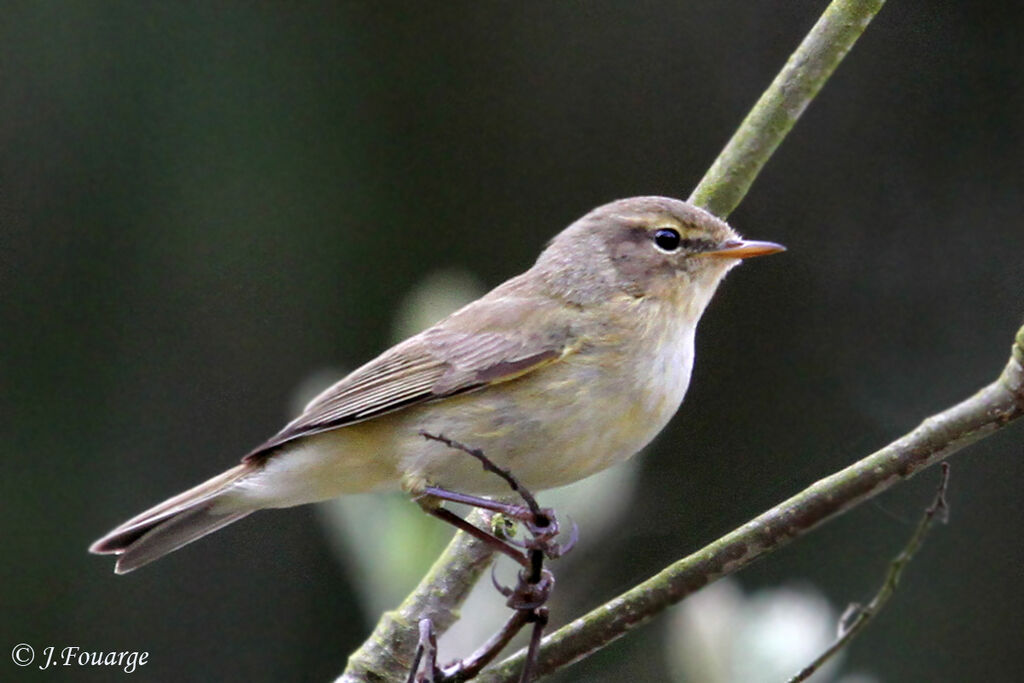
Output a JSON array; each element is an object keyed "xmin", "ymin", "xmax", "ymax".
[{"xmin": 406, "ymin": 431, "xmax": 571, "ymax": 682}]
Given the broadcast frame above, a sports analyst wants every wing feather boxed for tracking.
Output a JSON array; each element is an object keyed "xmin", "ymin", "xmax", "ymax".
[{"xmin": 244, "ymin": 295, "xmax": 574, "ymax": 462}]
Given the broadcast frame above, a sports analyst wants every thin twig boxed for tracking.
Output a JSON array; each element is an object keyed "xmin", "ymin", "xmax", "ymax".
[
  {"xmin": 409, "ymin": 619, "xmax": 441, "ymax": 683},
  {"xmin": 787, "ymin": 463, "xmax": 951, "ymax": 683},
  {"xmin": 448, "ymin": 611, "xmax": 531, "ymax": 681},
  {"xmin": 420, "ymin": 431, "xmax": 544, "ymax": 519}
]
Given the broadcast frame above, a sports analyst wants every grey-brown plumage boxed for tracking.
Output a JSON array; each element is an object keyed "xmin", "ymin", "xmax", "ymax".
[
  {"xmin": 90, "ymin": 196, "xmax": 783, "ymax": 573},
  {"xmin": 90, "ymin": 464, "xmax": 254, "ymax": 573},
  {"xmin": 244, "ymin": 322, "xmax": 566, "ymax": 462}
]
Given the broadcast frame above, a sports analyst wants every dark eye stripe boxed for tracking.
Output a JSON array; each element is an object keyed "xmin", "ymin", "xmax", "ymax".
[
  {"xmin": 651, "ymin": 228, "xmax": 719, "ymax": 254},
  {"xmin": 679, "ymin": 238, "xmax": 717, "ymax": 252}
]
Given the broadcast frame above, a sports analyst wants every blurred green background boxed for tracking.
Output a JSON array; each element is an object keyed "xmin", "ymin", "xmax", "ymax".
[{"xmin": 2, "ymin": 2, "xmax": 1022, "ymax": 681}]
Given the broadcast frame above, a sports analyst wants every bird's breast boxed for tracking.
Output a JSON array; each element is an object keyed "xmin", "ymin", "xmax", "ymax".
[{"xmin": 398, "ymin": 300, "xmax": 698, "ymax": 494}]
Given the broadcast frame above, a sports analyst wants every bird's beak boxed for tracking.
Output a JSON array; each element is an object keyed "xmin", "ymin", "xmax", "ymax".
[{"xmin": 701, "ymin": 239, "xmax": 786, "ymax": 259}]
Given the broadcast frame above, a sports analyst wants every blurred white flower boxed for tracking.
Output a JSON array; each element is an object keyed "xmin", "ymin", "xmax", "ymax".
[
  {"xmin": 391, "ymin": 268, "xmax": 487, "ymax": 339},
  {"xmin": 318, "ymin": 492, "xmax": 450, "ymax": 618},
  {"xmin": 667, "ymin": 578, "xmax": 877, "ymax": 683}
]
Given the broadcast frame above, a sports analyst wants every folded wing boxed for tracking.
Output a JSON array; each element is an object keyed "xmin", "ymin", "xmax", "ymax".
[{"xmin": 245, "ymin": 295, "xmax": 576, "ymax": 462}]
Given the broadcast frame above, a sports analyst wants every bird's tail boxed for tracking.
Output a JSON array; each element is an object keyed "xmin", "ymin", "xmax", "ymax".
[{"xmin": 90, "ymin": 463, "xmax": 257, "ymax": 574}]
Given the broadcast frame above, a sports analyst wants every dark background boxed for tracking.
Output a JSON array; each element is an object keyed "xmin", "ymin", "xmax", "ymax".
[{"xmin": 3, "ymin": 1, "xmax": 1022, "ymax": 681}]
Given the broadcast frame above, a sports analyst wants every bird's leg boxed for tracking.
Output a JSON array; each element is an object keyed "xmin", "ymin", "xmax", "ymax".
[
  {"xmin": 519, "ymin": 607, "xmax": 549, "ymax": 683},
  {"xmin": 411, "ymin": 432, "xmax": 571, "ymax": 682},
  {"xmin": 429, "ymin": 559, "xmax": 554, "ymax": 682},
  {"xmin": 436, "ymin": 609, "xmax": 531, "ymax": 682},
  {"xmin": 421, "ymin": 504, "xmax": 530, "ymax": 568},
  {"xmin": 418, "ymin": 431, "xmax": 577, "ymax": 559}
]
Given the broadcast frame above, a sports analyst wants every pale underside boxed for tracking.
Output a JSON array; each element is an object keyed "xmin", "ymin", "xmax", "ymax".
[{"xmin": 226, "ymin": 291, "xmax": 701, "ymax": 510}]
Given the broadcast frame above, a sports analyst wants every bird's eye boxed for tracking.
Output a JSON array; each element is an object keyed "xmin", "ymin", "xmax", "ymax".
[{"xmin": 653, "ymin": 228, "xmax": 682, "ymax": 252}]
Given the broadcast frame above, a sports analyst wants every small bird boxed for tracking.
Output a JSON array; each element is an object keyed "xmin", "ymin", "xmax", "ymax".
[{"xmin": 91, "ymin": 196, "xmax": 783, "ymax": 573}]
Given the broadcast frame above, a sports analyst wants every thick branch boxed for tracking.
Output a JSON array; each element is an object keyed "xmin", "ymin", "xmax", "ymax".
[
  {"xmin": 339, "ymin": 510, "xmax": 496, "ymax": 683},
  {"xmin": 689, "ymin": 0, "xmax": 886, "ymax": 218},
  {"xmin": 477, "ymin": 326, "xmax": 1024, "ymax": 681}
]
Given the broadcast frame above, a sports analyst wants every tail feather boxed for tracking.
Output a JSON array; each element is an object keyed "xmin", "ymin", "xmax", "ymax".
[
  {"xmin": 112, "ymin": 507, "xmax": 252, "ymax": 574},
  {"xmin": 90, "ymin": 463, "xmax": 257, "ymax": 573}
]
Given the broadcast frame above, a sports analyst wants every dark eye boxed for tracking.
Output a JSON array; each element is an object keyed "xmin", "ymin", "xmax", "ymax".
[{"xmin": 653, "ymin": 228, "xmax": 681, "ymax": 252}]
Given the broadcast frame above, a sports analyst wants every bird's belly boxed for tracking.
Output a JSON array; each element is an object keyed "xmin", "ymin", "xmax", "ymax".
[
  {"xmin": 242, "ymin": 326, "xmax": 695, "ymax": 505},
  {"xmin": 397, "ymin": 334, "xmax": 695, "ymax": 495}
]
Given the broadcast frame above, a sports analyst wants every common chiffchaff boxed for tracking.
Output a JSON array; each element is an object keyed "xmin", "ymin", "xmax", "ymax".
[{"xmin": 92, "ymin": 196, "xmax": 783, "ymax": 573}]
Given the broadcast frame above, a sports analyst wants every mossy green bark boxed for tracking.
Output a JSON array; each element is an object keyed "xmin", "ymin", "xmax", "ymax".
[
  {"xmin": 689, "ymin": 0, "xmax": 886, "ymax": 218},
  {"xmin": 339, "ymin": 510, "xmax": 495, "ymax": 683}
]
